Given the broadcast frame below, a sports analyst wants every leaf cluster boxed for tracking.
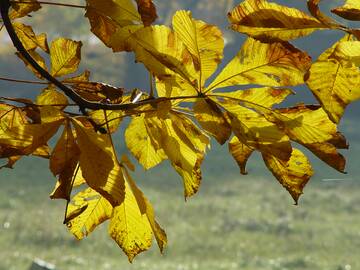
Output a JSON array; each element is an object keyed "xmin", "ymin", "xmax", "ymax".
[{"xmin": 0, "ymin": 0, "xmax": 359, "ymax": 261}]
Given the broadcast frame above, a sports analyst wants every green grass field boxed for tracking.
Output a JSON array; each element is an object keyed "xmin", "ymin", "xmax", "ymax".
[{"xmin": 0, "ymin": 149, "xmax": 359, "ymax": 270}]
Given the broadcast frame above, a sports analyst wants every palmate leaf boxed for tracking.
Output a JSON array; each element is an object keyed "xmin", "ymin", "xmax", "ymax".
[
  {"xmin": 306, "ymin": 35, "xmax": 360, "ymax": 123},
  {"xmin": 228, "ymin": 0, "xmax": 326, "ymax": 41},
  {"xmin": 332, "ymin": 0, "xmax": 360, "ymax": 21}
]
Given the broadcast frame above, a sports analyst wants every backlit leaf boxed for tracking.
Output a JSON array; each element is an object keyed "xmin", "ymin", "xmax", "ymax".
[
  {"xmin": 50, "ymin": 38, "xmax": 82, "ymax": 77},
  {"xmin": 125, "ymin": 115, "xmax": 167, "ymax": 170},
  {"xmin": 173, "ymin": 10, "xmax": 224, "ymax": 87},
  {"xmin": 12, "ymin": 22, "xmax": 49, "ymax": 52},
  {"xmin": 306, "ymin": 35, "xmax": 360, "ymax": 123},
  {"xmin": 332, "ymin": 0, "xmax": 360, "ymax": 21},
  {"xmin": 193, "ymin": 98, "xmax": 231, "ymax": 144},
  {"xmin": 9, "ymin": 0, "xmax": 41, "ymax": 19},
  {"xmin": 66, "ymin": 187, "xmax": 113, "ymax": 239},
  {"xmin": 228, "ymin": 0, "xmax": 326, "ymax": 41},
  {"xmin": 207, "ymin": 38, "xmax": 311, "ymax": 91},
  {"xmin": 16, "ymin": 50, "xmax": 47, "ymax": 79},
  {"xmin": 49, "ymin": 121, "xmax": 80, "ymax": 200},
  {"xmin": 228, "ymin": 136, "xmax": 254, "ymax": 175},
  {"xmin": 263, "ymin": 148, "xmax": 314, "ymax": 204},
  {"xmin": 72, "ymin": 118, "xmax": 125, "ymax": 206}
]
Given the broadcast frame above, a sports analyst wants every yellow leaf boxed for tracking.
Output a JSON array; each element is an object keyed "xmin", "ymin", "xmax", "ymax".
[
  {"xmin": 125, "ymin": 115, "xmax": 167, "ymax": 170},
  {"xmin": 272, "ymin": 105, "xmax": 348, "ymax": 173},
  {"xmin": 306, "ymin": 35, "xmax": 360, "ymax": 123},
  {"xmin": 228, "ymin": 0, "xmax": 326, "ymax": 41},
  {"xmin": 0, "ymin": 104, "xmax": 63, "ymax": 153},
  {"xmin": 332, "ymin": 0, "xmax": 360, "ymax": 21},
  {"xmin": 109, "ymin": 167, "xmax": 166, "ymax": 262},
  {"xmin": 218, "ymin": 101, "xmax": 292, "ymax": 161},
  {"xmin": 72, "ymin": 118, "xmax": 125, "ymax": 206},
  {"xmin": 211, "ymin": 87, "xmax": 293, "ymax": 108},
  {"xmin": 9, "ymin": 0, "xmax": 41, "ymax": 19},
  {"xmin": 228, "ymin": 136, "xmax": 254, "ymax": 175},
  {"xmin": 90, "ymin": 110, "xmax": 124, "ymax": 134},
  {"xmin": 85, "ymin": 0, "xmax": 143, "ymax": 51},
  {"xmin": 193, "ymin": 98, "xmax": 231, "ymax": 144},
  {"xmin": 66, "ymin": 187, "xmax": 113, "ymax": 239},
  {"xmin": 207, "ymin": 38, "xmax": 311, "ymax": 91},
  {"xmin": 173, "ymin": 10, "xmax": 224, "ymax": 88},
  {"xmin": 49, "ymin": 121, "xmax": 80, "ymax": 200},
  {"xmin": 36, "ymin": 86, "xmax": 69, "ymax": 110},
  {"xmin": 333, "ymin": 41, "xmax": 360, "ymax": 66},
  {"xmin": 50, "ymin": 38, "xmax": 82, "ymax": 77},
  {"xmin": 263, "ymin": 148, "xmax": 314, "ymax": 204},
  {"xmin": 144, "ymin": 113, "xmax": 209, "ymax": 198},
  {"xmin": 12, "ymin": 22, "xmax": 49, "ymax": 52}
]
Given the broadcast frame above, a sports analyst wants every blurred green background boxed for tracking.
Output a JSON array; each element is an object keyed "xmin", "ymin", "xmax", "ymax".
[{"xmin": 0, "ymin": 1, "xmax": 360, "ymax": 269}]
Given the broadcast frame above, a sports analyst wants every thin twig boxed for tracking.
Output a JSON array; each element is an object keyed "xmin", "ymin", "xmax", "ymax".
[
  {"xmin": 10, "ymin": 0, "xmax": 86, "ymax": 9},
  {"xmin": 0, "ymin": 76, "xmax": 49, "ymax": 85}
]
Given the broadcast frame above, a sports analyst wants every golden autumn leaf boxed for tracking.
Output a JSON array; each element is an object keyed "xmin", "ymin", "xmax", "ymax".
[
  {"xmin": 332, "ymin": 0, "xmax": 360, "ymax": 21},
  {"xmin": 193, "ymin": 98, "xmax": 231, "ymax": 144},
  {"xmin": 228, "ymin": 0, "xmax": 326, "ymax": 41},
  {"xmin": 173, "ymin": 10, "xmax": 224, "ymax": 88},
  {"xmin": 263, "ymin": 148, "xmax": 314, "ymax": 204},
  {"xmin": 50, "ymin": 38, "xmax": 82, "ymax": 77},
  {"xmin": 109, "ymin": 167, "xmax": 166, "ymax": 262},
  {"xmin": 66, "ymin": 187, "xmax": 113, "ymax": 239},
  {"xmin": 271, "ymin": 105, "xmax": 348, "ymax": 173},
  {"xmin": 49, "ymin": 121, "xmax": 80, "ymax": 200},
  {"xmin": 125, "ymin": 115, "xmax": 167, "ymax": 170},
  {"xmin": 85, "ymin": 0, "xmax": 143, "ymax": 51},
  {"xmin": 89, "ymin": 110, "xmax": 124, "ymax": 134},
  {"xmin": 211, "ymin": 87, "xmax": 293, "ymax": 108},
  {"xmin": 333, "ymin": 40, "xmax": 360, "ymax": 66},
  {"xmin": 228, "ymin": 136, "xmax": 254, "ymax": 175},
  {"xmin": 135, "ymin": 0, "xmax": 158, "ymax": 26},
  {"xmin": 9, "ymin": 0, "xmax": 41, "ymax": 20},
  {"xmin": 206, "ymin": 37, "xmax": 311, "ymax": 91},
  {"xmin": 12, "ymin": 22, "xmax": 49, "ymax": 52},
  {"xmin": 0, "ymin": 104, "xmax": 64, "ymax": 153},
  {"xmin": 219, "ymin": 102, "xmax": 292, "ymax": 161},
  {"xmin": 306, "ymin": 35, "xmax": 360, "ymax": 123},
  {"xmin": 36, "ymin": 86, "xmax": 69, "ymax": 110},
  {"xmin": 72, "ymin": 118, "xmax": 125, "ymax": 206}
]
